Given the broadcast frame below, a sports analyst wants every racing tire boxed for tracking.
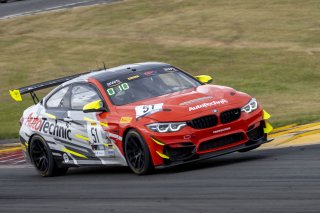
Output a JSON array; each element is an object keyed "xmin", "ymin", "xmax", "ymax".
[
  {"xmin": 29, "ymin": 135, "xmax": 68, "ymax": 177},
  {"xmin": 124, "ymin": 130, "xmax": 153, "ymax": 175}
]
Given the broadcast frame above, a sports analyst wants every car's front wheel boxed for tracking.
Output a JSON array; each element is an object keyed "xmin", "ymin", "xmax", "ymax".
[
  {"xmin": 29, "ymin": 135, "xmax": 68, "ymax": 177},
  {"xmin": 124, "ymin": 130, "xmax": 153, "ymax": 175}
]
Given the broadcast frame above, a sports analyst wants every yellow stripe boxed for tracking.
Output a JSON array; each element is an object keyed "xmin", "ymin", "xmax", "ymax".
[
  {"xmin": 277, "ymin": 129, "xmax": 320, "ymax": 145},
  {"xmin": 100, "ymin": 122, "xmax": 109, "ymax": 127},
  {"xmin": 272, "ymin": 124, "xmax": 298, "ymax": 133},
  {"xmin": 75, "ymin": 134, "xmax": 90, "ymax": 141},
  {"xmin": 151, "ymin": 137, "xmax": 165, "ymax": 146},
  {"xmin": 62, "ymin": 148, "xmax": 87, "ymax": 159},
  {"xmin": 0, "ymin": 147, "xmax": 21, "ymax": 153},
  {"xmin": 103, "ymin": 143, "xmax": 114, "ymax": 148},
  {"xmin": 84, "ymin": 116, "xmax": 108, "ymax": 127},
  {"xmin": 156, "ymin": 151, "xmax": 170, "ymax": 159},
  {"xmin": 45, "ymin": 113, "xmax": 56, "ymax": 119},
  {"xmin": 270, "ymin": 122, "xmax": 320, "ymax": 138},
  {"xmin": 84, "ymin": 117, "xmax": 96, "ymax": 123}
]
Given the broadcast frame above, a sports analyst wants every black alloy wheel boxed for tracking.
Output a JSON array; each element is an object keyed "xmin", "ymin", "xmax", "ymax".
[
  {"xmin": 124, "ymin": 130, "xmax": 153, "ymax": 175},
  {"xmin": 31, "ymin": 139, "xmax": 49, "ymax": 173},
  {"xmin": 30, "ymin": 135, "xmax": 68, "ymax": 177}
]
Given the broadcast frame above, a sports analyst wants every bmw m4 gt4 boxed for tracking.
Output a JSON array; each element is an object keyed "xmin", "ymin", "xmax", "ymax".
[{"xmin": 9, "ymin": 62, "xmax": 273, "ymax": 176}]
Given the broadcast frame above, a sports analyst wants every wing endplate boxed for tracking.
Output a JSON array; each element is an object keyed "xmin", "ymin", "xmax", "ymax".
[{"xmin": 9, "ymin": 90, "xmax": 22, "ymax": 102}]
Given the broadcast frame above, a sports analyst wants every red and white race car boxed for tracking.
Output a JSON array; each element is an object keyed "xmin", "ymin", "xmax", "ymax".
[{"xmin": 10, "ymin": 62, "xmax": 273, "ymax": 176}]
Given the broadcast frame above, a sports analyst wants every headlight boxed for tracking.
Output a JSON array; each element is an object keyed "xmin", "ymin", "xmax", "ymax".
[
  {"xmin": 241, "ymin": 98, "xmax": 258, "ymax": 113},
  {"xmin": 147, "ymin": 122, "xmax": 187, "ymax": 133}
]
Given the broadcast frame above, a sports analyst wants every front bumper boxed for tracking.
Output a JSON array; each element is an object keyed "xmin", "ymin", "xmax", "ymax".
[
  {"xmin": 155, "ymin": 134, "xmax": 268, "ymax": 169},
  {"xmin": 146, "ymin": 107, "xmax": 272, "ymax": 167}
]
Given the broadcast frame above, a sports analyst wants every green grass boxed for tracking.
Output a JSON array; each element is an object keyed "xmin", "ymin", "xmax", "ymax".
[{"xmin": 0, "ymin": 0, "xmax": 319, "ymax": 139}]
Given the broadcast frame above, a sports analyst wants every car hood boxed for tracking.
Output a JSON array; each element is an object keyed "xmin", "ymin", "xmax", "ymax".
[{"xmin": 116, "ymin": 85, "xmax": 252, "ymax": 122}]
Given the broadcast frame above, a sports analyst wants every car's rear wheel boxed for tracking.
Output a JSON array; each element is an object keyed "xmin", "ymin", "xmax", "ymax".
[
  {"xmin": 30, "ymin": 135, "xmax": 68, "ymax": 177},
  {"xmin": 124, "ymin": 130, "xmax": 153, "ymax": 175}
]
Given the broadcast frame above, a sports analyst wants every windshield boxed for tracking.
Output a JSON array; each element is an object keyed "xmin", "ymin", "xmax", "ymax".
[{"xmin": 103, "ymin": 67, "xmax": 201, "ymax": 106}]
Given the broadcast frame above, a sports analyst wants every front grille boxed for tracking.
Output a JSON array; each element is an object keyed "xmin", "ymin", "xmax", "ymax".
[
  {"xmin": 198, "ymin": 133, "xmax": 244, "ymax": 152},
  {"xmin": 247, "ymin": 124, "xmax": 264, "ymax": 141},
  {"xmin": 187, "ymin": 115, "xmax": 218, "ymax": 129},
  {"xmin": 220, "ymin": 108, "xmax": 241, "ymax": 124}
]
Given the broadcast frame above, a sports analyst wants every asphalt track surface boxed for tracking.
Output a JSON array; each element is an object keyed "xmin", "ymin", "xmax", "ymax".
[
  {"xmin": 1, "ymin": 145, "xmax": 320, "ymax": 213},
  {"xmin": 0, "ymin": 0, "xmax": 118, "ymax": 19}
]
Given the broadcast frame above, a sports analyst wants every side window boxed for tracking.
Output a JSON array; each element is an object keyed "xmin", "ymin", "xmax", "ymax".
[
  {"xmin": 71, "ymin": 84, "xmax": 101, "ymax": 110},
  {"xmin": 46, "ymin": 86, "xmax": 70, "ymax": 108}
]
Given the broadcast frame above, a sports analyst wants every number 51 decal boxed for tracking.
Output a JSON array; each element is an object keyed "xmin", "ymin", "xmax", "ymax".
[
  {"xmin": 87, "ymin": 123, "xmax": 104, "ymax": 144},
  {"xmin": 91, "ymin": 127, "xmax": 100, "ymax": 143}
]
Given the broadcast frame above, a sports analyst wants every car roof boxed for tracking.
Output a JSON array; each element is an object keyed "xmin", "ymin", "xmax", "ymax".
[
  {"xmin": 83, "ymin": 62, "xmax": 171, "ymax": 83},
  {"xmin": 45, "ymin": 62, "xmax": 173, "ymax": 101}
]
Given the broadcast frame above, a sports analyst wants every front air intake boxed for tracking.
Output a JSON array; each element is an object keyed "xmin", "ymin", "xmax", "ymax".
[{"xmin": 198, "ymin": 133, "xmax": 244, "ymax": 152}]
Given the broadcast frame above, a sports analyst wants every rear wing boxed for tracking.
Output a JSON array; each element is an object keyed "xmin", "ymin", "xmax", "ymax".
[{"xmin": 9, "ymin": 71, "xmax": 91, "ymax": 103}]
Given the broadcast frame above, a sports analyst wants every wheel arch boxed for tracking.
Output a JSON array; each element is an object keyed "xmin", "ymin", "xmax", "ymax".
[
  {"xmin": 121, "ymin": 127, "xmax": 149, "ymax": 154},
  {"xmin": 121, "ymin": 127, "xmax": 154, "ymax": 174},
  {"xmin": 27, "ymin": 133, "xmax": 45, "ymax": 154},
  {"xmin": 121, "ymin": 127, "xmax": 135, "ymax": 155}
]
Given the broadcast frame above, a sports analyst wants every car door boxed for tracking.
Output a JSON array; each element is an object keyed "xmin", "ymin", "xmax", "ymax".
[
  {"xmin": 42, "ymin": 86, "xmax": 71, "ymax": 142},
  {"xmin": 66, "ymin": 83, "xmax": 116, "ymax": 160}
]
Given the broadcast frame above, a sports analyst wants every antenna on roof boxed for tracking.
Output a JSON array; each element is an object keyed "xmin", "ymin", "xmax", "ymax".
[{"xmin": 103, "ymin": 62, "xmax": 107, "ymax": 70}]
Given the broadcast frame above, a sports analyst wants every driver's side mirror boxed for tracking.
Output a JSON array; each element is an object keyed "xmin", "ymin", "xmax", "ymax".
[
  {"xmin": 83, "ymin": 100, "xmax": 108, "ymax": 113},
  {"xmin": 195, "ymin": 75, "xmax": 213, "ymax": 84}
]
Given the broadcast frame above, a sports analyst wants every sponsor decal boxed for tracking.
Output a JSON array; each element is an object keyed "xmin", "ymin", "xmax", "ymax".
[
  {"xmin": 120, "ymin": 117, "xmax": 133, "ymax": 124},
  {"xmin": 212, "ymin": 127, "xmax": 231, "ymax": 134},
  {"xmin": 144, "ymin": 71, "xmax": 156, "ymax": 76},
  {"xmin": 127, "ymin": 75, "xmax": 140, "ymax": 80},
  {"xmin": 135, "ymin": 103, "xmax": 163, "ymax": 118},
  {"xmin": 163, "ymin": 67, "xmax": 177, "ymax": 72},
  {"xmin": 106, "ymin": 79, "xmax": 121, "ymax": 87},
  {"xmin": 63, "ymin": 153, "xmax": 69, "ymax": 163},
  {"xmin": 90, "ymin": 143, "xmax": 115, "ymax": 157},
  {"xmin": 26, "ymin": 113, "xmax": 72, "ymax": 140},
  {"xmin": 180, "ymin": 96, "xmax": 213, "ymax": 106},
  {"xmin": 189, "ymin": 99, "xmax": 228, "ymax": 111}
]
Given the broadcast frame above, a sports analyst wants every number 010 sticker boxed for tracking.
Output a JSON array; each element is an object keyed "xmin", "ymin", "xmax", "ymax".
[
  {"xmin": 135, "ymin": 103, "xmax": 163, "ymax": 118},
  {"xmin": 107, "ymin": 83, "xmax": 129, "ymax": 96}
]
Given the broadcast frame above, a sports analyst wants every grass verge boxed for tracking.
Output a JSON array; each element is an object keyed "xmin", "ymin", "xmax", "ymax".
[{"xmin": 0, "ymin": 0, "xmax": 319, "ymax": 138}]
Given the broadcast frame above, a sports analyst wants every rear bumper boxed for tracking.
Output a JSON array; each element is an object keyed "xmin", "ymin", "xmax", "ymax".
[{"xmin": 155, "ymin": 134, "xmax": 268, "ymax": 169}]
